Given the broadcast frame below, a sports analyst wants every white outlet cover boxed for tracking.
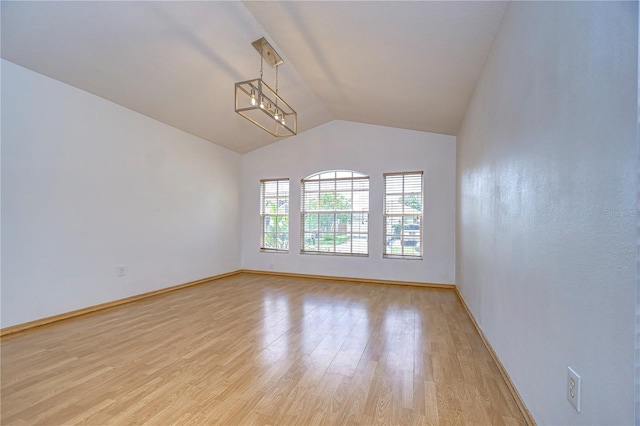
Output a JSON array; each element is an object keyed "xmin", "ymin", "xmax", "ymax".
[{"xmin": 567, "ymin": 366, "xmax": 581, "ymax": 412}]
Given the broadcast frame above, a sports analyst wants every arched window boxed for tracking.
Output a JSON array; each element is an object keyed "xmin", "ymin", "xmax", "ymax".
[{"xmin": 300, "ymin": 170, "xmax": 369, "ymax": 256}]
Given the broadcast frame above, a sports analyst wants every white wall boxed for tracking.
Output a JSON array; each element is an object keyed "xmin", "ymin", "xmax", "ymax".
[
  {"xmin": 636, "ymin": 1, "xmax": 640, "ymax": 420},
  {"xmin": 457, "ymin": 2, "xmax": 637, "ymax": 425},
  {"xmin": 1, "ymin": 60, "xmax": 242, "ymax": 328},
  {"xmin": 241, "ymin": 120, "xmax": 456, "ymax": 284}
]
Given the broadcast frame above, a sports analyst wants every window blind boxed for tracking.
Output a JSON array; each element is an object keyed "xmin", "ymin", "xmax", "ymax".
[
  {"xmin": 300, "ymin": 170, "xmax": 369, "ymax": 256},
  {"xmin": 383, "ymin": 171, "xmax": 423, "ymax": 258},
  {"xmin": 260, "ymin": 178, "xmax": 289, "ymax": 251}
]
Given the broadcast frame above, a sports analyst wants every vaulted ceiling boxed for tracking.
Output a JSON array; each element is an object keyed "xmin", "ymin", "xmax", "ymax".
[{"xmin": 1, "ymin": 1, "xmax": 508, "ymax": 153}]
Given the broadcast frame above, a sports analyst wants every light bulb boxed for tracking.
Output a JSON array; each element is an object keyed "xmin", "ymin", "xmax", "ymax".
[
  {"xmin": 281, "ymin": 115, "xmax": 286, "ymax": 125},
  {"xmin": 251, "ymin": 94, "xmax": 256, "ymax": 106},
  {"xmin": 274, "ymin": 110, "xmax": 279, "ymax": 120},
  {"xmin": 259, "ymin": 98, "xmax": 264, "ymax": 109}
]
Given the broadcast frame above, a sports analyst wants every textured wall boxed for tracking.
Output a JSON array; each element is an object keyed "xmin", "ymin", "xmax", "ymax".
[{"xmin": 457, "ymin": 2, "xmax": 637, "ymax": 424}]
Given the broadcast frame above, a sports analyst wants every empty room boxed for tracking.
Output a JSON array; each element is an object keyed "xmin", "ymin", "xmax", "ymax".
[{"xmin": 1, "ymin": 1, "xmax": 637, "ymax": 425}]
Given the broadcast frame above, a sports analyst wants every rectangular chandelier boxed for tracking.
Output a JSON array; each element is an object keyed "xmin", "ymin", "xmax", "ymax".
[{"xmin": 235, "ymin": 38, "xmax": 297, "ymax": 137}]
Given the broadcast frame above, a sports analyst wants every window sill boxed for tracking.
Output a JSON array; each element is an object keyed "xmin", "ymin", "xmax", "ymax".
[
  {"xmin": 300, "ymin": 251, "xmax": 368, "ymax": 257},
  {"xmin": 383, "ymin": 255, "xmax": 423, "ymax": 260}
]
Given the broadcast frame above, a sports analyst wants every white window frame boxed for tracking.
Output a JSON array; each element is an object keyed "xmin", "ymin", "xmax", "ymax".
[
  {"xmin": 383, "ymin": 171, "xmax": 423, "ymax": 259},
  {"xmin": 260, "ymin": 178, "xmax": 289, "ymax": 252},
  {"xmin": 300, "ymin": 170, "xmax": 369, "ymax": 256}
]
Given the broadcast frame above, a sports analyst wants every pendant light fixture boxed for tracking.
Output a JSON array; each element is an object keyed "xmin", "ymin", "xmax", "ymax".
[{"xmin": 235, "ymin": 37, "xmax": 297, "ymax": 137}]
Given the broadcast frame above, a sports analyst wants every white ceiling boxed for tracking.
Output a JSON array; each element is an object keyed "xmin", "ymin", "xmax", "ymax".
[{"xmin": 1, "ymin": 1, "xmax": 508, "ymax": 153}]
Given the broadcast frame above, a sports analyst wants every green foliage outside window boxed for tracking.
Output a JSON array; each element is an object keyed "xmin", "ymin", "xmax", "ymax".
[
  {"xmin": 264, "ymin": 200, "xmax": 289, "ymax": 250},
  {"xmin": 303, "ymin": 192, "xmax": 352, "ymax": 233}
]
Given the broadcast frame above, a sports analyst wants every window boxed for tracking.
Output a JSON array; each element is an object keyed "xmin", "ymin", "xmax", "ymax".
[
  {"xmin": 383, "ymin": 171, "xmax": 423, "ymax": 258},
  {"xmin": 301, "ymin": 170, "xmax": 369, "ymax": 256},
  {"xmin": 260, "ymin": 178, "xmax": 289, "ymax": 251}
]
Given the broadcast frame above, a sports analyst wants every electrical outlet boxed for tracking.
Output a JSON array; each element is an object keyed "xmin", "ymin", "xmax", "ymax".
[
  {"xmin": 567, "ymin": 366, "xmax": 581, "ymax": 412},
  {"xmin": 117, "ymin": 265, "xmax": 126, "ymax": 277}
]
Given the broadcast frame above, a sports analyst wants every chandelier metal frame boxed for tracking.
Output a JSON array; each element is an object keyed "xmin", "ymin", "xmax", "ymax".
[{"xmin": 235, "ymin": 37, "xmax": 297, "ymax": 137}]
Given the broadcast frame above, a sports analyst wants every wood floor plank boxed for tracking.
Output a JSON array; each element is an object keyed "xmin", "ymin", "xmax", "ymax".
[{"xmin": 1, "ymin": 273, "xmax": 528, "ymax": 425}]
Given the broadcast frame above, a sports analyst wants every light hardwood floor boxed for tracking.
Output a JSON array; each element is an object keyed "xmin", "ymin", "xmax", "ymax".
[{"xmin": 1, "ymin": 273, "xmax": 527, "ymax": 425}]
